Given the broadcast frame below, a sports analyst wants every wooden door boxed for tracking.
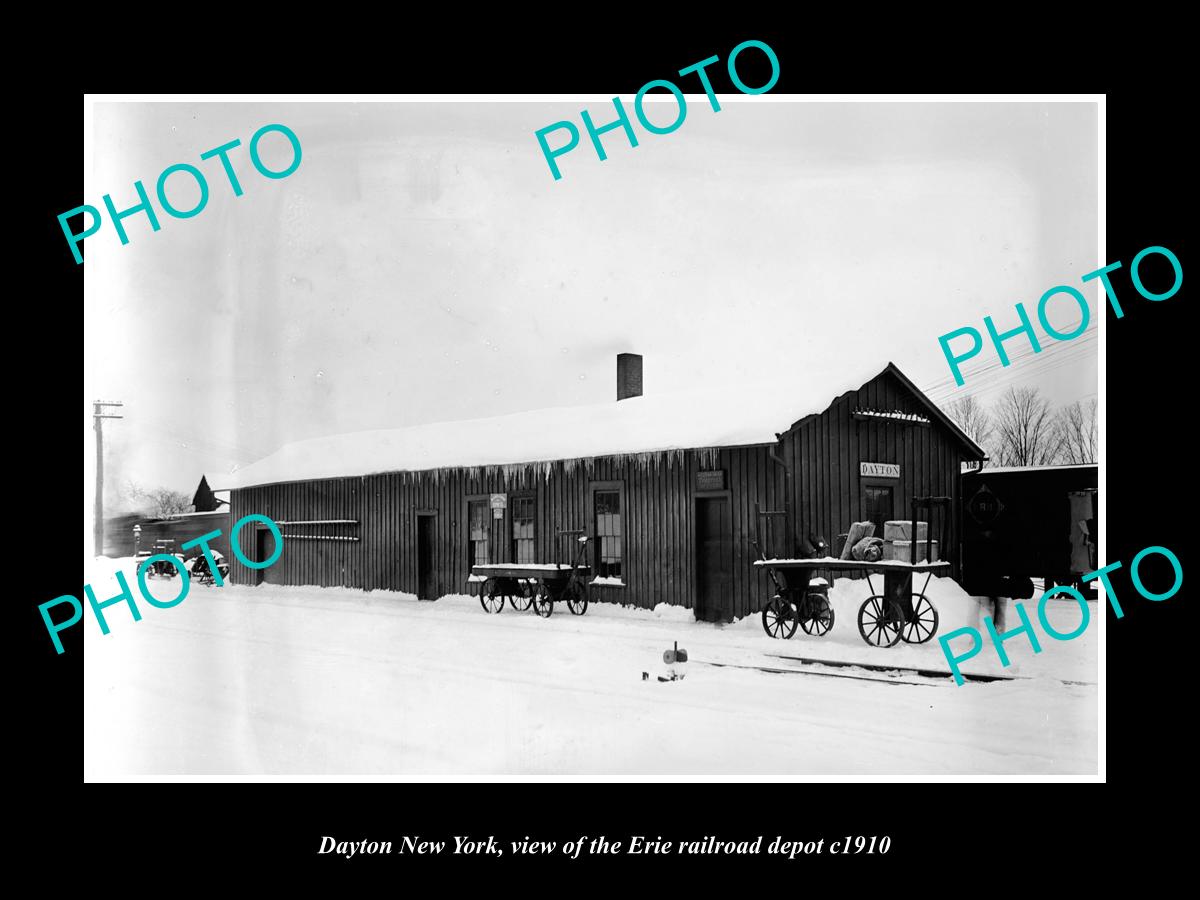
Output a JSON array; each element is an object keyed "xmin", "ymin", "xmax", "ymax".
[
  {"xmin": 695, "ymin": 497, "xmax": 732, "ymax": 622},
  {"xmin": 256, "ymin": 528, "xmax": 278, "ymax": 585},
  {"xmin": 417, "ymin": 514, "xmax": 434, "ymax": 600}
]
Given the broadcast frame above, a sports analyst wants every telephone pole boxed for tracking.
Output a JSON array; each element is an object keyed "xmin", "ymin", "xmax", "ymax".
[{"xmin": 93, "ymin": 400, "xmax": 124, "ymax": 556}]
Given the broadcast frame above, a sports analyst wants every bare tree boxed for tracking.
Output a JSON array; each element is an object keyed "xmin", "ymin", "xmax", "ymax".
[
  {"xmin": 126, "ymin": 482, "xmax": 194, "ymax": 517},
  {"xmin": 991, "ymin": 386, "xmax": 1061, "ymax": 467},
  {"xmin": 945, "ymin": 395, "xmax": 992, "ymax": 452},
  {"xmin": 1054, "ymin": 398, "xmax": 1098, "ymax": 464}
]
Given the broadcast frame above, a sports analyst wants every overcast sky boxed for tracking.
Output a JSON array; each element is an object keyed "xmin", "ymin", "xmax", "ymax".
[{"xmin": 84, "ymin": 99, "xmax": 1098, "ymax": 509}]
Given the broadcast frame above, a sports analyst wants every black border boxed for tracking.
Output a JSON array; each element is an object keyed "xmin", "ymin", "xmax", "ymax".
[{"xmin": 26, "ymin": 22, "xmax": 1192, "ymax": 884}]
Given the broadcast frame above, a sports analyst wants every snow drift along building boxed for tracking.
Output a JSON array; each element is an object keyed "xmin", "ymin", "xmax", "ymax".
[{"xmin": 219, "ymin": 358, "xmax": 985, "ymax": 622}]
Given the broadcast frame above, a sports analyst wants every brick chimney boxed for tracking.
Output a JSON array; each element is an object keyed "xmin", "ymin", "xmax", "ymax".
[{"xmin": 617, "ymin": 353, "xmax": 643, "ymax": 401}]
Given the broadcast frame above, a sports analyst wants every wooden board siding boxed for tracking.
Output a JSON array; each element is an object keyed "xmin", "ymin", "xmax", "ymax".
[
  {"xmin": 229, "ymin": 446, "xmax": 788, "ymax": 622},
  {"xmin": 227, "ymin": 369, "xmax": 972, "ymax": 621},
  {"xmin": 780, "ymin": 369, "xmax": 966, "ymax": 579}
]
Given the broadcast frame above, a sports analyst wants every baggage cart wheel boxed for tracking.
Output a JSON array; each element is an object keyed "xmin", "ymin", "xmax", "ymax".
[
  {"xmin": 761, "ymin": 594, "xmax": 798, "ymax": 639},
  {"xmin": 858, "ymin": 595, "xmax": 904, "ymax": 648},
  {"xmin": 533, "ymin": 585, "xmax": 555, "ymax": 618},
  {"xmin": 508, "ymin": 581, "xmax": 534, "ymax": 612},
  {"xmin": 901, "ymin": 593, "xmax": 939, "ymax": 644},
  {"xmin": 566, "ymin": 581, "xmax": 588, "ymax": 615},
  {"xmin": 480, "ymin": 584, "xmax": 506, "ymax": 614},
  {"xmin": 799, "ymin": 593, "xmax": 835, "ymax": 636}
]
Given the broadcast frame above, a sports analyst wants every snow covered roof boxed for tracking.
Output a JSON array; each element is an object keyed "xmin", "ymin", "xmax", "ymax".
[
  {"xmin": 219, "ymin": 361, "xmax": 965, "ymax": 490},
  {"xmin": 970, "ymin": 463, "xmax": 1097, "ymax": 474}
]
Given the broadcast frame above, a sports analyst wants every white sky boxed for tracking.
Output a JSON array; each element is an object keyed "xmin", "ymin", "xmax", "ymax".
[{"xmin": 84, "ymin": 99, "xmax": 1098, "ymax": 509}]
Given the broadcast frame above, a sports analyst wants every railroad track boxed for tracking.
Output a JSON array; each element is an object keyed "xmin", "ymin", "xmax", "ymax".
[
  {"xmin": 695, "ymin": 653, "xmax": 1096, "ymax": 687},
  {"xmin": 694, "ymin": 658, "xmax": 946, "ymax": 687},
  {"xmin": 768, "ymin": 652, "xmax": 1096, "ymax": 686}
]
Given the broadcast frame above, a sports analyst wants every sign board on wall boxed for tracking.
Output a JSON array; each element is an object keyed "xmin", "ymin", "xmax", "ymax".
[
  {"xmin": 860, "ymin": 462, "xmax": 900, "ymax": 478},
  {"xmin": 696, "ymin": 470, "xmax": 726, "ymax": 491},
  {"xmin": 490, "ymin": 493, "xmax": 507, "ymax": 519},
  {"xmin": 967, "ymin": 484, "xmax": 1003, "ymax": 525}
]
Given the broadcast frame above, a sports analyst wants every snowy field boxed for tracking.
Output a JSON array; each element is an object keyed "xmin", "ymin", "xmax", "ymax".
[{"xmin": 84, "ymin": 557, "xmax": 1098, "ymax": 778}]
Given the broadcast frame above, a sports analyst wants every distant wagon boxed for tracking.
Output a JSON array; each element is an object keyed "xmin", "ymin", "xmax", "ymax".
[{"xmin": 134, "ymin": 510, "xmax": 232, "ymax": 577}]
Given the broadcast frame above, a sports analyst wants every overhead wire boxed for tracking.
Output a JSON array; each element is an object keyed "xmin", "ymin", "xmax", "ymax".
[
  {"xmin": 924, "ymin": 337, "xmax": 1098, "ymax": 407},
  {"xmin": 921, "ymin": 329, "xmax": 1097, "ymax": 400},
  {"xmin": 934, "ymin": 345, "xmax": 1099, "ymax": 407}
]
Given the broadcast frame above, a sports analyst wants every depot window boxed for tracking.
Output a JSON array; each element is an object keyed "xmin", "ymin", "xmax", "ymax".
[
  {"xmin": 468, "ymin": 499, "xmax": 490, "ymax": 567},
  {"xmin": 593, "ymin": 489, "xmax": 622, "ymax": 578},
  {"xmin": 511, "ymin": 494, "xmax": 536, "ymax": 564},
  {"xmin": 862, "ymin": 483, "xmax": 894, "ymax": 539}
]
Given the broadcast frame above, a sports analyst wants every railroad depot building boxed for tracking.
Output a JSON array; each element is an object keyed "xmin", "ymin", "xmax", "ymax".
[{"xmin": 220, "ymin": 357, "xmax": 986, "ymax": 622}]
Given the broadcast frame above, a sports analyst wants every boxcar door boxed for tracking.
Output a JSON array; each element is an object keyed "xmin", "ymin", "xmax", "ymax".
[{"xmin": 695, "ymin": 497, "xmax": 732, "ymax": 622}]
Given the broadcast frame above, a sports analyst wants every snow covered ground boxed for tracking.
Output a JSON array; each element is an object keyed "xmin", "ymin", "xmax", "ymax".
[{"xmin": 83, "ymin": 557, "xmax": 1098, "ymax": 778}]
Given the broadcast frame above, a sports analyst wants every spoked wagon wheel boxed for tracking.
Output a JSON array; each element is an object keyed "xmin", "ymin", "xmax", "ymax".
[
  {"xmin": 901, "ymin": 593, "xmax": 939, "ymax": 644},
  {"xmin": 532, "ymin": 584, "xmax": 555, "ymax": 618},
  {"xmin": 799, "ymin": 593, "xmax": 835, "ymax": 636},
  {"xmin": 858, "ymin": 595, "xmax": 904, "ymax": 648},
  {"xmin": 566, "ymin": 581, "xmax": 589, "ymax": 616},
  {"xmin": 508, "ymin": 582, "xmax": 534, "ymax": 612},
  {"xmin": 480, "ymin": 584, "xmax": 506, "ymax": 614},
  {"xmin": 761, "ymin": 595, "xmax": 798, "ymax": 639}
]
